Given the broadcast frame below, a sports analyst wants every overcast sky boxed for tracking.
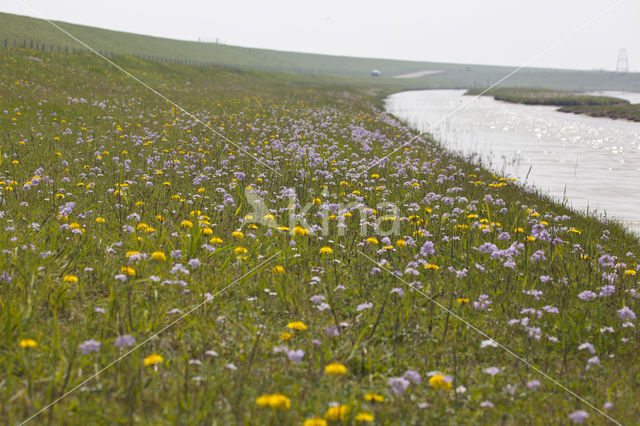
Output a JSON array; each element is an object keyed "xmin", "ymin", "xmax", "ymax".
[{"xmin": 4, "ymin": 0, "xmax": 639, "ymax": 71}]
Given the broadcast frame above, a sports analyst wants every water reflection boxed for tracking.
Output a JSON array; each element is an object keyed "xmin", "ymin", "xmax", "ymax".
[{"xmin": 385, "ymin": 90, "xmax": 640, "ymax": 235}]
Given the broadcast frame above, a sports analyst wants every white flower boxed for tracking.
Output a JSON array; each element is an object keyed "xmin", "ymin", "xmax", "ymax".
[
  {"xmin": 480, "ymin": 339, "xmax": 498, "ymax": 348},
  {"xmin": 483, "ymin": 367, "xmax": 500, "ymax": 376},
  {"xmin": 578, "ymin": 342, "xmax": 596, "ymax": 354},
  {"xmin": 568, "ymin": 410, "xmax": 589, "ymax": 424}
]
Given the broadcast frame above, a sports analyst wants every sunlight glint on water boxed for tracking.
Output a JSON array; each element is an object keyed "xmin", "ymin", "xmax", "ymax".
[{"xmin": 385, "ymin": 90, "xmax": 640, "ymax": 236}]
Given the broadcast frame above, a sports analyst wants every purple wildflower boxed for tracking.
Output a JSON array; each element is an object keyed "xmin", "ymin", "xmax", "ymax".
[
  {"xmin": 618, "ymin": 306, "xmax": 636, "ymax": 321},
  {"xmin": 78, "ymin": 339, "xmax": 101, "ymax": 354},
  {"xmin": 403, "ymin": 370, "xmax": 422, "ymax": 384},
  {"xmin": 286, "ymin": 349, "xmax": 305, "ymax": 363},
  {"xmin": 114, "ymin": 334, "xmax": 135, "ymax": 349},
  {"xmin": 388, "ymin": 377, "xmax": 411, "ymax": 395}
]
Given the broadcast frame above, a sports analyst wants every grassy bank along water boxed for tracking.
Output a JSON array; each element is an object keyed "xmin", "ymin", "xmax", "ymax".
[
  {"xmin": 558, "ymin": 104, "xmax": 640, "ymax": 123},
  {"xmin": 1, "ymin": 48, "xmax": 640, "ymax": 424},
  {"xmin": 465, "ymin": 87, "xmax": 640, "ymax": 122},
  {"xmin": 465, "ymin": 87, "xmax": 629, "ymax": 107}
]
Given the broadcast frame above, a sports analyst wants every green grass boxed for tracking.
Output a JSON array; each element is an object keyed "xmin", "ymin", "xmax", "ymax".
[
  {"xmin": 1, "ymin": 47, "xmax": 640, "ymax": 425},
  {"xmin": 3, "ymin": 11, "xmax": 640, "ymax": 92}
]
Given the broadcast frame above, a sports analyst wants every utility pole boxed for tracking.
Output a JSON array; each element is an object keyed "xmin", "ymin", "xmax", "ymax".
[{"xmin": 616, "ymin": 48, "xmax": 629, "ymax": 73}]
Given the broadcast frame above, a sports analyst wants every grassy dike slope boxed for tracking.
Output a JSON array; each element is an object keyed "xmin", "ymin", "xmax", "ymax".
[
  {"xmin": 1, "ymin": 48, "xmax": 639, "ymax": 425},
  {"xmin": 3, "ymin": 11, "xmax": 640, "ymax": 92}
]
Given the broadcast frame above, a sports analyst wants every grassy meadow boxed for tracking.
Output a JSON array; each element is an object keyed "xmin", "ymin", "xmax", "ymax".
[{"xmin": 1, "ymin": 47, "xmax": 640, "ymax": 426}]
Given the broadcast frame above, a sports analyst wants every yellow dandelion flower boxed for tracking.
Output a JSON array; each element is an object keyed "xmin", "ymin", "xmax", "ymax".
[
  {"xmin": 232, "ymin": 231, "xmax": 244, "ymax": 240},
  {"xmin": 457, "ymin": 298, "xmax": 469, "ymax": 304},
  {"xmin": 280, "ymin": 332, "xmax": 292, "ymax": 341},
  {"xmin": 255, "ymin": 394, "xmax": 271, "ymax": 407},
  {"xmin": 63, "ymin": 274, "xmax": 78, "ymax": 283},
  {"xmin": 95, "ymin": 217, "xmax": 105, "ymax": 224},
  {"xmin": 324, "ymin": 405, "xmax": 348, "ymax": 421},
  {"xmin": 319, "ymin": 246, "xmax": 333, "ymax": 255},
  {"xmin": 201, "ymin": 227, "xmax": 213, "ymax": 236},
  {"xmin": 234, "ymin": 246, "xmax": 248, "ymax": 255},
  {"xmin": 256, "ymin": 393, "xmax": 290, "ymax": 410},
  {"xmin": 210, "ymin": 237, "xmax": 223, "ymax": 244},
  {"xmin": 355, "ymin": 412, "xmax": 374, "ymax": 422},
  {"xmin": 151, "ymin": 251, "xmax": 166, "ymax": 261},
  {"xmin": 287, "ymin": 321, "xmax": 307, "ymax": 331},
  {"xmin": 180, "ymin": 220, "xmax": 193, "ymax": 229},
  {"xmin": 19, "ymin": 339, "xmax": 37, "ymax": 349},
  {"xmin": 125, "ymin": 251, "xmax": 140, "ymax": 258},
  {"xmin": 325, "ymin": 363, "xmax": 347, "ymax": 375},
  {"xmin": 272, "ymin": 265, "xmax": 285, "ymax": 274},
  {"xmin": 396, "ymin": 239, "xmax": 406, "ymax": 247},
  {"xmin": 293, "ymin": 225, "xmax": 309, "ymax": 236},
  {"xmin": 364, "ymin": 393, "xmax": 384, "ymax": 402},
  {"xmin": 424, "ymin": 264, "xmax": 439, "ymax": 270},
  {"xmin": 366, "ymin": 237, "xmax": 378, "ymax": 245},
  {"xmin": 143, "ymin": 353, "xmax": 163, "ymax": 366},
  {"xmin": 121, "ymin": 266, "xmax": 136, "ymax": 276},
  {"xmin": 428, "ymin": 374, "xmax": 452, "ymax": 390},
  {"xmin": 624, "ymin": 269, "xmax": 637, "ymax": 276},
  {"xmin": 303, "ymin": 418, "xmax": 327, "ymax": 426}
]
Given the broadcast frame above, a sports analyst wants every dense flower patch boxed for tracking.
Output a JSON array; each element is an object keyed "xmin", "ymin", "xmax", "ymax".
[{"xmin": 0, "ymin": 49, "xmax": 639, "ymax": 424}]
